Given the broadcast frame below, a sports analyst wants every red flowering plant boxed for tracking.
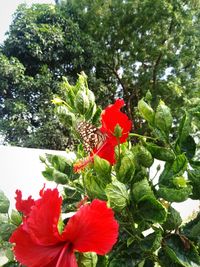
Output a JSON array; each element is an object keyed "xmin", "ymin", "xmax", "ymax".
[
  {"xmin": 73, "ymin": 98, "xmax": 132, "ymax": 172},
  {"xmin": 9, "ymin": 188, "xmax": 118, "ymax": 267},
  {"xmin": 1, "ymin": 73, "xmax": 200, "ymax": 266}
]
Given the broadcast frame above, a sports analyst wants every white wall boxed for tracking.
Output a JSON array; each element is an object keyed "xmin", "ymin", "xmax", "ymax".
[{"xmin": 0, "ymin": 145, "xmax": 68, "ymax": 210}]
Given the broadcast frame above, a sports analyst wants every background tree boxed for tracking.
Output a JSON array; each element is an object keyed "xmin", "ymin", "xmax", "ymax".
[{"xmin": 0, "ymin": 0, "xmax": 199, "ymax": 150}]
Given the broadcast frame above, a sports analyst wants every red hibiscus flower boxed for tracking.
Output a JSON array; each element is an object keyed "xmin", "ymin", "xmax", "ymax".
[
  {"xmin": 10, "ymin": 188, "xmax": 119, "ymax": 267},
  {"xmin": 74, "ymin": 99, "xmax": 132, "ymax": 172}
]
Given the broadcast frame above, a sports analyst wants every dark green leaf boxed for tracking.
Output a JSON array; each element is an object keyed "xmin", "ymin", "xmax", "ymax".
[
  {"xmin": 131, "ymin": 179, "xmax": 154, "ymax": 203},
  {"xmin": 182, "ymin": 213, "xmax": 200, "ymax": 242},
  {"xmin": 133, "ymin": 145, "xmax": 154, "ymax": 168},
  {"xmin": 180, "ymin": 135, "xmax": 196, "ymax": 159},
  {"xmin": 172, "ymin": 154, "xmax": 188, "ymax": 176},
  {"xmin": 140, "ymin": 229, "xmax": 163, "ymax": 252},
  {"xmin": 163, "ymin": 234, "xmax": 200, "ymax": 267},
  {"xmin": 1, "ymin": 262, "xmax": 21, "ymax": 267},
  {"xmin": 158, "ymin": 185, "xmax": 192, "ymax": 202},
  {"xmin": 138, "ymin": 196, "xmax": 167, "ymax": 223},
  {"xmin": 163, "ymin": 206, "xmax": 182, "ymax": 231},
  {"xmin": 188, "ymin": 169, "xmax": 200, "ymax": 199},
  {"xmin": 145, "ymin": 142, "xmax": 175, "ymax": 162}
]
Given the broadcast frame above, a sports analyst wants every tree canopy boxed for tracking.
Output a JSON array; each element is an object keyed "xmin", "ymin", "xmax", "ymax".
[{"xmin": 0, "ymin": 0, "xmax": 199, "ymax": 150}]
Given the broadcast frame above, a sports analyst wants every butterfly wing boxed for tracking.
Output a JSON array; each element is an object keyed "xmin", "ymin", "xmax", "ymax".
[{"xmin": 77, "ymin": 121, "xmax": 106, "ymax": 153}]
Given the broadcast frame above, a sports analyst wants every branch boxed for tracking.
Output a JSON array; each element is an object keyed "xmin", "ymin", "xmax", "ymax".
[{"xmin": 105, "ymin": 63, "xmax": 128, "ymax": 98}]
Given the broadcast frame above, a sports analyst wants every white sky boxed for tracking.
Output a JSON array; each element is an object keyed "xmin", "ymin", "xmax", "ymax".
[{"xmin": 0, "ymin": 0, "xmax": 55, "ymax": 44}]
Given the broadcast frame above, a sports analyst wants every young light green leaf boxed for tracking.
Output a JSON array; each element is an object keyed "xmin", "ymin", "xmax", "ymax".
[
  {"xmin": 138, "ymin": 99, "xmax": 155, "ymax": 124},
  {"xmin": 154, "ymin": 101, "xmax": 173, "ymax": 136}
]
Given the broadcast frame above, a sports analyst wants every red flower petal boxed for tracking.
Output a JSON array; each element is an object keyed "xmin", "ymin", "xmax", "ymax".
[
  {"xmin": 93, "ymin": 139, "xmax": 116, "ymax": 164},
  {"xmin": 27, "ymin": 188, "xmax": 62, "ymax": 245},
  {"xmin": 61, "ymin": 199, "xmax": 119, "ymax": 255},
  {"xmin": 15, "ymin": 190, "xmax": 35, "ymax": 216},
  {"xmin": 100, "ymin": 99, "xmax": 132, "ymax": 144},
  {"xmin": 73, "ymin": 140, "xmax": 116, "ymax": 172},
  {"xmin": 55, "ymin": 243, "xmax": 78, "ymax": 267},
  {"xmin": 10, "ymin": 225, "xmax": 63, "ymax": 267}
]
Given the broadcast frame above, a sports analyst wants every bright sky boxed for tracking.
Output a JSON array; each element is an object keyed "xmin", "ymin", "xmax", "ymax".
[{"xmin": 0, "ymin": 0, "xmax": 54, "ymax": 44}]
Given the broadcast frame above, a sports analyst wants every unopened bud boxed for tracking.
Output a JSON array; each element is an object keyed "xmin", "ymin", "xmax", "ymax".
[{"xmin": 114, "ymin": 124, "xmax": 123, "ymax": 138}]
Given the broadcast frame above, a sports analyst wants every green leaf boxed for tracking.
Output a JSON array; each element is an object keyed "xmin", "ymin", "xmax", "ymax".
[
  {"xmin": 143, "ymin": 259, "xmax": 154, "ymax": 267},
  {"xmin": 84, "ymin": 171, "xmax": 107, "ymax": 200},
  {"xmin": 138, "ymin": 99, "xmax": 155, "ymax": 124},
  {"xmin": 145, "ymin": 142, "xmax": 175, "ymax": 162},
  {"xmin": 94, "ymin": 156, "xmax": 111, "ymax": 182},
  {"xmin": 105, "ymin": 180, "xmax": 129, "ymax": 211},
  {"xmin": 158, "ymin": 247, "xmax": 185, "ymax": 267},
  {"xmin": 131, "ymin": 179, "xmax": 154, "ymax": 203},
  {"xmin": 116, "ymin": 152, "xmax": 135, "ymax": 184},
  {"xmin": 172, "ymin": 154, "xmax": 188, "ymax": 176},
  {"xmin": 75, "ymin": 91, "xmax": 90, "ymax": 115},
  {"xmin": 163, "ymin": 206, "xmax": 182, "ymax": 231},
  {"xmin": 10, "ymin": 209, "xmax": 22, "ymax": 226},
  {"xmin": 0, "ymin": 191, "xmax": 10, "ymax": 213},
  {"xmin": 178, "ymin": 111, "xmax": 191, "ymax": 144},
  {"xmin": 78, "ymin": 252, "xmax": 98, "ymax": 267},
  {"xmin": 180, "ymin": 135, "xmax": 196, "ymax": 159},
  {"xmin": 1, "ymin": 262, "xmax": 20, "ymax": 267},
  {"xmin": 138, "ymin": 196, "xmax": 167, "ymax": 223},
  {"xmin": 96, "ymin": 256, "xmax": 108, "ymax": 267},
  {"xmin": 188, "ymin": 169, "xmax": 200, "ymax": 199},
  {"xmin": 154, "ymin": 101, "xmax": 173, "ymax": 137},
  {"xmin": 55, "ymin": 105, "xmax": 75, "ymax": 127},
  {"xmin": 109, "ymin": 258, "xmax": 140, "ymax": 267},
  {"xmin": 42, "ymin": 167, "xmax": 54, "ymax": 181},
  {"xmin": 182, "ymin": 213, "xmax": 200, "ymax": 242},
  {"xmin": 163, "ymin": 234, "xmax": 200, "ymax": 267},
  {"xmin": 158, "ymin": 185, "xmax": 192, "ymax": 202},
  {"xmin": 140, "ymin": 229, "xmax": 163, "ymax": 252},
  {"xmin": 133, "ymin": 145, "xmax": 154, "ymax": 168},
  {"xmin": 0, "ymin": 223, "xmax": 16, "ymax": 241},
  {"xmin": 159, "ymin": 154, "xmax": 188, "ymax": 186},
  {"xmin": 53, "ymin": 169, "xmax": 68, "ymax": 184}
]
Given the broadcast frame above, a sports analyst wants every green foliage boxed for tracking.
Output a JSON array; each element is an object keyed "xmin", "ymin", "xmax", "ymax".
[
  {"xmin": 31, "ymin": 77, "xmax": 200, "ymax": 266},
  {"xmin": 1, "ymin": 72, "xmax": 200, "ymax": 266},
  {"xmin": 0, "ymin": 1, "xmax": 200, "ymax": 265},
  {"xmin": 35, "ymin": 77, "xmax": 200, "ymax": 266},
  {"xmin": 0, "ymin": 191, "xmax": 10, "ymax": 213},
  {"xmin": 1, "ymin": 0, "xmax": 200, "ymax": 148}
]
